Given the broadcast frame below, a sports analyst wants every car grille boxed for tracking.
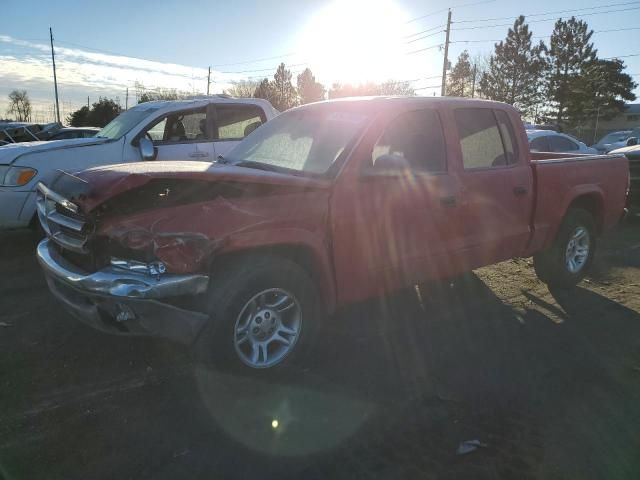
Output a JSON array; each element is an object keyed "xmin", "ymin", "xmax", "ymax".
[{"xmin": 36, "ymin": 183, "xmax": 91, "ymax": 254}]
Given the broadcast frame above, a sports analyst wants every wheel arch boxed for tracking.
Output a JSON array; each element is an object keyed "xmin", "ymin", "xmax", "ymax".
[
  {"xmin": 209, "ymin": 242, "xmax": 337, "ymax": 314},
  {"xmin": 565, "ymin": 192, "xmax": 605, "ymax": 234}
]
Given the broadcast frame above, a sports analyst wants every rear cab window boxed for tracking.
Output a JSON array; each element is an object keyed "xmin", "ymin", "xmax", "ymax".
[
  {"xmin": 215, "ymin": 105, "xmax": 266, "ymax": 141},
  {"xmin": 454, "ymin": 108, "xmax": 519, "ymax": 169}
]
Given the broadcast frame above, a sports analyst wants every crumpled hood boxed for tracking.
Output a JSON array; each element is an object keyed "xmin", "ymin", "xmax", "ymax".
[
  {"xmin": 0, "ymin": 137, "xmax": 109, "ymax": 165},
  {"xmin": 51, "ymin": 160, "xmax": 330, "ymax": 213}
]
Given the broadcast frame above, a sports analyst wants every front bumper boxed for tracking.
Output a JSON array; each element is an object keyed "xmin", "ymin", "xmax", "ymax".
[{"xmin": 37, "ymin": 238, "xmax": 210, "ymax": 344}]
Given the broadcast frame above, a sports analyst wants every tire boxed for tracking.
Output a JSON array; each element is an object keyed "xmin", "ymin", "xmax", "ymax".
[
  {"xmin": 533, "ymin": 208, "xmax": 596, "ymax": 289},
  {"xmin": 194, "ymin": 254, "xmax": 321, "ymax": 373}
]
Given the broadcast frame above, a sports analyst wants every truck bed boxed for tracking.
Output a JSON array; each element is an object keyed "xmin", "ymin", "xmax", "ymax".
[{"xmin": 526, "ymin": 151, "xmax": 629, "ymax": 255}]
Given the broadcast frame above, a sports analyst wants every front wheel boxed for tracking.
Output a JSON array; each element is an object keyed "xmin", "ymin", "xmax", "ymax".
[
  {"xmin": 533, "ymin": 208, "xmax": 596, "ymax": 289},
  {"xmin": 195, "ymin": 255, "xmax": 321, "ymax": 372}
]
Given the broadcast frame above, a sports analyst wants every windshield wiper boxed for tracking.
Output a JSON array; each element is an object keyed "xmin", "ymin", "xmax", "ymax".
[{"xmin": 232, "ymin": 160, "xmax": 285, "ymax": 173}]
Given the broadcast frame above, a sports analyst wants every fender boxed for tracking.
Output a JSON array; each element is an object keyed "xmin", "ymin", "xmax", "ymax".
[
  {"xmin": 543, "ymin": 184, "xmax": 605, "ymax": 249},
  {"xmin": 218, "ymin": 227, "xmax": 337, "ymax": 314}
]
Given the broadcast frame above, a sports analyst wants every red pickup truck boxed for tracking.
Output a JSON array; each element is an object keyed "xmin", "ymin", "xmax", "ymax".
[{"xmin": 36, "ymin": 97, "xmax": 628, "ymax": 372}]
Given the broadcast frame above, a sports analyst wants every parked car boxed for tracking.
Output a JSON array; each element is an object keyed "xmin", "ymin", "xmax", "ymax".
[
  {"xmin": 36, "ymin": 97, "xmax": 628, "ymax": 372},
  {"xmin": 592, "ymin": 130, "xmax": 636, "ymax": 153},
  {"xmin": 0, "ymin": 121, "xmax": 63, "ymax": 144},
  {"xmin": 527, "ymin": 130, "xmax": 598, "ymax": 154},
  {"xmin": 48, "ymin": 127, "xmax": 100, "ymax": 140},
  {"xmin": 0, "ymin": 96, "xmax": 278, "ymax": 229},
  {"xmin": 610, "ymin": 140, "xmax": 640, "ymax": 205}
]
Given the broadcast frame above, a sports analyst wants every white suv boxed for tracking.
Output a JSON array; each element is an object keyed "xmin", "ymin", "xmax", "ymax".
[{"xmin": 0, "ymin": 96, "xmax": 278, "ymax": 229}]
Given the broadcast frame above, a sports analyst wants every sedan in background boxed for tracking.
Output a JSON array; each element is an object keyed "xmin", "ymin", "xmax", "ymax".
[
  {"xmin": 48, "ymin": 127, "xmax": 100, "ymax": 140},
  {"xmin": 527, "ymin": 130, "xmax": 598, "ymax": 154},
  {"xmin": 592, "ymin": 130, "xmax": 635, "ymax": 153}
]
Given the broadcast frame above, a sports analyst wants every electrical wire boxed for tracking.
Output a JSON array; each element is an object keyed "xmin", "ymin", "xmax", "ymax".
[
  {"xmin": 406, "ymin": 30, "xmax": 446, "ymax": 44},
  {"xmin": 454, "ymin": 1, "xmax": 640, "ymax": 24},
  {"xmin": 452, "ymin": 6, "xmax": 640, "ymax": 30},
  {"xmin": 451, "ymin": 26, "xmax": 640, "ymax": 44},
  {"xmin": 407, "ymin": 44, "xmax": 444, "ymax": 55},
  {"xmin": 404, "ymin": 0, "xmax": 495, "ymax": 24}
]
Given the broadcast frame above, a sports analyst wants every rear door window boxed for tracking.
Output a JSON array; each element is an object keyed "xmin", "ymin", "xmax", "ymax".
[
  {"xmin": 454, "ymin": 108, "xmax": 508, "ymax": 169},
  {"xmin": 145, "ymin": 108, "xmax": 209, "ymax": 144},
  {"xmin": 372, "ymin": 109, "xmax": 447, "ymax": 173}
]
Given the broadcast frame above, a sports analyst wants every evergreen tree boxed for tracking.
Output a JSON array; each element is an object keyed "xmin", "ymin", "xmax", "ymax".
[
  {"xmin": 545, "ymin": 17, "xmax": 597, "ymax": 125},
  {"xmin": 446, "ymin": 50, "xmax": 474, "ymax": 97},
  {"xmin": 253, "ymin": 78, "xmax": 277, "ymax": 105},
  {"xmin": 296, "ymin": 68, "xmax": 326, "ymax": 104},
  {"xmin": 271, "ymin": 63, "xmax": 297, "ymax": 111},
  {"xmin": 478, "ymin": 16, "xmax": 545, "ymax": 117},
  {"xmin": 567, "ymin": 58, "xmax": 637, "ymax": 125}
]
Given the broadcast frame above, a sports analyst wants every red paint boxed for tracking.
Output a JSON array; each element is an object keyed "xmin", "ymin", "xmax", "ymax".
[{"xmin": 68, "ymin": 99, "xmax": 628, "ymax": 312}]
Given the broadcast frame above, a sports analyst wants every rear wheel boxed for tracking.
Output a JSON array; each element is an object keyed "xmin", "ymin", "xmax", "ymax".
[
  {"xmin": 195, "ymin": 255, "xmax": 321, "ymax": 372},
  {"xmin": 533, "ymin": 208, "xmax": 596, "ymax": 289}
]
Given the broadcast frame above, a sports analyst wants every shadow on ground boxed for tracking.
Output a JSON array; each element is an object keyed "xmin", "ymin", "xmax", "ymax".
[{"xmin": 1, "ymin": 231, "xmax": 640, "ymax": 479}]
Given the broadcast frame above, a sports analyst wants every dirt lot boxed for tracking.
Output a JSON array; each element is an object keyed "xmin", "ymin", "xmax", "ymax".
[{"xmin": 1, "ymin": 223, "xmax": 640, "ymax": 480}]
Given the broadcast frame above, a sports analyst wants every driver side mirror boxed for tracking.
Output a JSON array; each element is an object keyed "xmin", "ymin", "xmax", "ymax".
[
  {"xmin": 139, "ymin": 137, "xmax": 157, "ymax": 161},
  {"xmin": 627, "ymin": 137, "xmax": 638, "ymax": 147}
]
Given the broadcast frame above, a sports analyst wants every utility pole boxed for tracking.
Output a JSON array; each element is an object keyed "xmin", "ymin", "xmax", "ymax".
[
  {"xmin": 49, "ymin": 27, "xmax": 61, "ymax": 123},
  {"xmin": 207, "ymin": 67, "xmax": 211, "ymax": 95},
  {"xmin": 593, "ymin": 106, "xmax": 601, "ymax": 145},
  {"xmin": 125, "ymin": 87, "xmax": 129, "ymax": 110},
  {"xmin": 471, "ymin": 63, "xmax": 477, "ymax": 98},
  {"xmin": 440, "ymin": 9, "xmax": 452, "ymax": 97},
  {"xmin": 87, "ymin": 96, "xmax": 89, "ymax": 109}
]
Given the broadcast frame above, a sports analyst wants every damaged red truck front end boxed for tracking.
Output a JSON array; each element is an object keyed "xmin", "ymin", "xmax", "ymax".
[{"xmin": 36, "ymin": 161, "xmax": 331, "ymax": 344}]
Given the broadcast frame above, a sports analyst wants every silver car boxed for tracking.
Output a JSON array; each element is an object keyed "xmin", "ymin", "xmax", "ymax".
[{"xmin": 527, "ymin": 130, "xmax": 598, "ymax": 154}]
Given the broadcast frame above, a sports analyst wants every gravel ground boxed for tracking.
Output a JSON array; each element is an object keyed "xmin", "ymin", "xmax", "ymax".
[{"xmin": 1, "ymin": 223, "xmax": 639, "ymax": 480}]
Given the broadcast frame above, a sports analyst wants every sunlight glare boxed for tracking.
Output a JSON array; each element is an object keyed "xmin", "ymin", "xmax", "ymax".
[{"xmin": 300, "ymin": 0, "xmax": 412, "ymax": 85}]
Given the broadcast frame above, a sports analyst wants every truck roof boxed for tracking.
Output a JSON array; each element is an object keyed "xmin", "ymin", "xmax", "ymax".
[
  {"xmin": 132, "ymin": 95, "xmax": 278, "ymax": 116},
  {"xmin": 295, "ymin": 95, "xmax": 517, "ymax": 113}
]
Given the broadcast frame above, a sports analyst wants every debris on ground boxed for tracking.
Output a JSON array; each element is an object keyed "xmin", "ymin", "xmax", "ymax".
[
  {"xmin": 0, "ymin": 322, "xmax": 12, "ymax": 327},
  {"xmin": 456, "ymin": 439, "xmax": 488, "ymax": 455}
]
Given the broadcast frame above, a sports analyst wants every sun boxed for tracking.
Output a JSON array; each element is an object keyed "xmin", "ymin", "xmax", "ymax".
[{"xmin": 299, "ymin": 0, "xmax": 413, "ymax": 86}]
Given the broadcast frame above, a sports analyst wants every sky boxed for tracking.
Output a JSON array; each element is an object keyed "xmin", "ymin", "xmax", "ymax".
[{"xmin": 1, "ymin": 0, "xmax": 638, "ymax": 122}]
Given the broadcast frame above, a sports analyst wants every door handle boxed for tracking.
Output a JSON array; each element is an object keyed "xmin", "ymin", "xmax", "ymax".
[
  {"xmin": 513, "ymin": 185, "xmax": 528, "ymax": 195},
  {"xmin": 440, "ymin": 195, "xmax": 457, "ymax": 207},
  {"xmin": 189, "ymin": 151, "xmax": 209, "ymax": 158}
]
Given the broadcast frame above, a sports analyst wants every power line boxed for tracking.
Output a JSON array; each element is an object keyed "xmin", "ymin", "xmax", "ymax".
[
  {"xmin": 451, "ymin": 26, "xmax": 640, "ymax": 44},
  {"xmin": 407, "ymin": 43, "xmax": 444, "ymax": 55},
  {"xmin": 605, "ymin": 53, "xmax": 640, "ymax": 59},
  {"xmin": 452, "ymin": 6, "xmax": 640, "ymax": 30},
  {"xmin": 454, "ymin": 1, "xmax": 640, "ymax": 24},
  {"xmin": 404, "ymin": 0, "xmax": 495, "ymax": 24},
  {"xmin": 404, "ymin": 24, "xmax": 447, "ymax": 39},
  {"xmin": 406, "ymin": 30, "xmax": 446, "ymax": 44},
  {"xmin": 218, "ymin": 62, "xmax": 308, "ymax": 74}
]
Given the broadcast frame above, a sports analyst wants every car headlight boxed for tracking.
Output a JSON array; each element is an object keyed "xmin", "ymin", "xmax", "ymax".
[{"xmin": 0, "ymin": 166, "xmax": 38, "ymax": 186}]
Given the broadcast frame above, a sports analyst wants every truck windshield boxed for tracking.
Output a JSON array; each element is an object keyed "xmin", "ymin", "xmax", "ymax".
[
  {"xmin": 225, "ymin": 108, "xmax": 369, "ymax": 175},
  {"xmin": 96, "ymin": 106, "xmax": 160, "ymax": 140}
]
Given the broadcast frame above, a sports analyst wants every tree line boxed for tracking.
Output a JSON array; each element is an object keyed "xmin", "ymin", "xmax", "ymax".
[
  {"xmin": 18, "ymin": 13, "xmax": 636, "ymax": 136},
  {"xmin": 446, "ymin": 15, "xmax": 637, "ymax": 131},
  {"xmin": 224, "ymin": 66, "xmax": 415, "ymax": 111}
]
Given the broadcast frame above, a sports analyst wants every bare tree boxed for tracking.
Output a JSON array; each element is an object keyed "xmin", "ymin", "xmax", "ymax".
[
  {"xmin": 224, "ymin": 80, "xmax": 260, "ymax": 98},
  {"xmin": 7, "ymin": 90, "xmax": 32, "ymax": 122}
]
